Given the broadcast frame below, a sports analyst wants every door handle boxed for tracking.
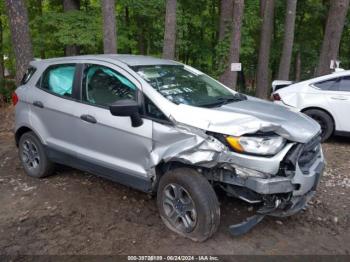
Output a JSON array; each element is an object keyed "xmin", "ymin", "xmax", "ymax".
[
  {"xmin": 80, "ymin": 114, "xmax": 97, "ymax": 124},
  {"xmin": 330, "ymin": 96, "xmax": 348, "ymax": 100},
  {"xmin": 33, "ymin": 101, "xmax": 44, "ymax": 108}
]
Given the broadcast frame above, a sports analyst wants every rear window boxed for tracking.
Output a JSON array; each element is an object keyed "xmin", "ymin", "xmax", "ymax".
[{"xmin": 21, "ymin": 66, "xmax": 37, "ymax": 85}]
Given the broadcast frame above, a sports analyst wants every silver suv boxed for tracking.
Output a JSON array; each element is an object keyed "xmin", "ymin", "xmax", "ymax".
[{"xmin": 14, "ymin": 55, "xmax": 325, "ymax": 241}]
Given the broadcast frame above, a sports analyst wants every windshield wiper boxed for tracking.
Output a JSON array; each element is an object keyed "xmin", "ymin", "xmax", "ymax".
[{"xmin": 199, "ymin": 93, "xmax": 247, "ymax": 108}]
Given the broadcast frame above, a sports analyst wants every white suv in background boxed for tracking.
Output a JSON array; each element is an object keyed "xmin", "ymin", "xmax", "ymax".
[{"xmin": 272, "ymin": 71, "xmax": 350, "ymax": 141}]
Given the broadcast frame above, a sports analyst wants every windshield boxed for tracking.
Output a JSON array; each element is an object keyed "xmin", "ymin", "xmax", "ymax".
[{"xmin": 132, "ymin": 65, "xmax": 245, "ymax": 107}]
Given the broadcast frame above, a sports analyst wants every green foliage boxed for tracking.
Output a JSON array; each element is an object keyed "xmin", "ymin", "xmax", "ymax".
[
  {"xmin": 0, "ymin": 79, "xmax": 16, "ymax": 103},
  {"xmin": 31, "ymin": 9, "xmax": 102, "ymax": 56},
  {"xmin": 1, "ymin": 0, "xmax": 350, "ymax": 103}
]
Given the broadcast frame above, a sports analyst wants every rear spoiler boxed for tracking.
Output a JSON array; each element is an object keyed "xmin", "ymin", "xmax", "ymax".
[{"xmin": 271, "ymin": 80, "xmax": 294, "ymax": 92}]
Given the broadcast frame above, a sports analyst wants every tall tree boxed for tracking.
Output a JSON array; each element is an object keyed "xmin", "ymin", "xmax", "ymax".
[
  {"xmin": 63, "ymin": 0, "xmax": 80, "ymax": 56},
  {"xmin": 295, "ymin": 50, "xmax": 301, "ymax": 81},
  {"xmin": 259, "ymin": 0, "xmax": 266, "ymax": 17},
  {"xmin": 218, "ymin": 0, "xmax": 233, "ymax": 41},
  {"xmin": 0, "ymin": 8, "xmax": 4, "ymax": 81},
  {"xmin": 277, "ymin": 0, "xmax": 297, "ymax": 80},
  {"xmin": 5, "ymin": 0, "xmax": 33, "ymax": 85},
  {"xmin": 255, "ymin": 0, "xmax": 274, "ymax": 99},
  {"xmin": 316, "ymin": 0, "xmax": 350, "ymax": 76},
  {"xmin": 102, "ymin": 0, "xmax": 117, "ymax": 54},
  {"xmin": 219, "ymin": 0, "xmax": 245, "ymax": 90},
  {"xmin": 162, "ymin": 0, "xmax": 177, "ymax": 59},
  {"xmin": 37, "ymin": 0, "xmax": 45, "ymax": 59}
]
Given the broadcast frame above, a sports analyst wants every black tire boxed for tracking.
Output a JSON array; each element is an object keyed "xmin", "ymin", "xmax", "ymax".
[
  {"xmin": 18, "ymin": 131, "xmax": 54, "ymax": 178},
  {"xmin": 157, "ymin": 168, "xmax": 220, "ymax": 242},
  {"xmin": 304, "ymin": 109, "xmax": 334, "ymax": 142}
]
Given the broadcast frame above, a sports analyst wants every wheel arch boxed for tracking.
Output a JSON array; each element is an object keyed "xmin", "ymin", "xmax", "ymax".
[
  {"xmin": 15, "ymin": 126, "xmax": 43, "ymax": 147},
  {"xmin": 153, "ymin": 161, "xmax": 203, "ymax": 192},
  {"xmin": 301, "ymin": 106, "xmax": 336, "ymax": 130}
]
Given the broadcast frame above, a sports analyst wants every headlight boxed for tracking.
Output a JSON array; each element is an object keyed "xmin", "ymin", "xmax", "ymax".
[{"xmin": 226, "ymin": 135, "xmax": 286, "ymax": 156}]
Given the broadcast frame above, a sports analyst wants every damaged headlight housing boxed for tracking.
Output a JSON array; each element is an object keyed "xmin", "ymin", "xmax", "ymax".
[{"xmin": 226, "ymin": 135, "xmax": 286, "ymax": 156}]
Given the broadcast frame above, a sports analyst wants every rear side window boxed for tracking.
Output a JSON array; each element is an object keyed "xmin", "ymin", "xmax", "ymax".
[
  {"xmin": 40, "ymin": 64, "xmax": 76, "ymax": 97},
  {"xmin": 338, "ymin": 76, "xmax": 350, "ymax": 92},
  {"xmin": 21, "ymin": 66, "xmax": 36, "ymax": 85},
  {"xmin": 313, "ymin": 78, "xmax": 339, "ymax": 91}
]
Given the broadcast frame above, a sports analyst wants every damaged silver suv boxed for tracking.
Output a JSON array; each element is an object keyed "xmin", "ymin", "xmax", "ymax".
[{"xmin": 14, "ymin": 55, "xmax": 325, "ymax": 241}]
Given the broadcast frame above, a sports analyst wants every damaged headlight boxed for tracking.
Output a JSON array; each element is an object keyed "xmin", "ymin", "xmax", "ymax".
[{"xmin": 226, "ymin": 135, "xmax": 286, "ymax": 156}]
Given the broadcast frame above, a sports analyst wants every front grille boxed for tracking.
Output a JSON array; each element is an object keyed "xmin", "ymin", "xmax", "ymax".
[
  {"xmin": 298, "ymin": 134, "xmax": 321, "ymax": 174},
  {"xmin": 279, "ymin": 134, "xmax": 321, "ymax": 176}
]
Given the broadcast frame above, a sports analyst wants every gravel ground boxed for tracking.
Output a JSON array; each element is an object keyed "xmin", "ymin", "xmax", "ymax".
[{"xmin": 0, "ymin": 106, "xmax": 349, "ymax": 255}]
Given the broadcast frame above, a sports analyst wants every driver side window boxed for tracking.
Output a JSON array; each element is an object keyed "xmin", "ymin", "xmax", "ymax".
[{"xmin": 82, "ymin": 64, "xmax": 137, "ymax": 107}]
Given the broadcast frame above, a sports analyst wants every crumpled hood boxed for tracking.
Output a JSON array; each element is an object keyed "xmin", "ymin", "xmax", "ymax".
[{"xmin": 169, "ymin": 97, "xmax": 320, "ymax": 143}]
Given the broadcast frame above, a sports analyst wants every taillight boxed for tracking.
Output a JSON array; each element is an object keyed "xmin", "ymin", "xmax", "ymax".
[
  {"xmin": 272, "ymin": 93, "xmax": 281, "ymax": 101},
  {"xmin": 12, "ymin": 92, "xmax": 19, "ymax": 106}
]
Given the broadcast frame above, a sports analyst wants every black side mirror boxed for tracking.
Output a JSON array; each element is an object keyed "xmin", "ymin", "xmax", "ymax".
[{"xmin": 109, "ymin": 99, "xmax": 143, "ymax": 127}]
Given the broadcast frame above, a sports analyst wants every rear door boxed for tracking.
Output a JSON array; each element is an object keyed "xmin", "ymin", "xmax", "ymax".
[
  {"xmin": 27, "ymin": 62, "xmax": 82, "ymax": 159},
  {"xmin": 328, "ymin": 76, "xmax": 350, "ymax": 131},
  {"xmin": 73, "ymin": 61, "xmax": 153, "ymax": 190}
]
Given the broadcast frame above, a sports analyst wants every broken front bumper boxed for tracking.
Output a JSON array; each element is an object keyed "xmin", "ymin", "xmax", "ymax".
[
  {"xmin": 243, "ymin": 146, "xmax": 325, "ymax": 197},
  {"xmin": 216, "ymin": 134, "xmax": 325, "ymax": 217},
  {"xmin": 227, "ymin": 143, "xmax": 325, "ymax": 236}
]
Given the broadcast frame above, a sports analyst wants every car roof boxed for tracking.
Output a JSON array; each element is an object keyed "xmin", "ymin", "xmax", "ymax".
[{"xmin": 30, "ymin": 54, "xmax": 181, "ymax": 67}]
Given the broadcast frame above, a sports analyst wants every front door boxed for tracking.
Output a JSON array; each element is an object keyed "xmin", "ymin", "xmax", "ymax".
[{"xmin": 74, "ymin": 62, "xmax": 153, "ymax": 191}]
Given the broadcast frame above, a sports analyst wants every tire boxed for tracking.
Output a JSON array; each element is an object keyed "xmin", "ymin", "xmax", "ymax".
[
  {"xmin": 18, "ymin": 131, "xmax": 54, "ymax": 178},
  {"xmin": 304, "ymin": 109, "xmax": 334, "ymax": 142},
  {"xmin": 157, "ymin": 168, "xmax": 220, "ymax": 242}
]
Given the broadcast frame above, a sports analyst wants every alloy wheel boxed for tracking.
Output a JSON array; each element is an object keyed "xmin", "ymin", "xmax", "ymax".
[
  {"xmin": 21, "ymin": 139, "xmax": 40, "ymax": 170},
  {"xmin": 162, "ymin": 183, "xmax": 197, "ymax": 233}
]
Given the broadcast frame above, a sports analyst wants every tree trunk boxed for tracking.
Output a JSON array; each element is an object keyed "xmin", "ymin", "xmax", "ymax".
[
  {"xmin": 218, "ymin": 0, "xmax": 233, "ymax": 41},
  {"xmin": 277, "ymin": 0, "xmax": 297, "ymax": 80},
  {"xmin": 37, "ymin": 0, "xmax": 45, "ymax": 59},
  {"xmin": 219, "ymin": 0, "xmax": 245, "ymax": 90},
  {"xmin": 63, "ymin": 0, "xmax": 80, "ymax": 56},
  {"xmin": 295, "ymin": 50, "xmax": 301, "ymax": 81},
  {"xmin": 5, "ymin": 0, "xmax": 34, "ymax": 85},
  {"xmin": 316, "ymin": 0, "xmax": 350, "ymax": 76},
  {"xmin": 255, "ymin": 0, "xmax": 274, "ymax": 99},
  {"xmin": 0, "ymin": 10, "xmax": 4, "ymax": 81},
  {"xmin": 260, "ymin": 0, "xmax": 266, "ymax": 17},
  {"xmin": 102, "ymin": 0, "xmax": 117, "ymax": 54},
  {"xmin": 125, "ymin": 6, "xmax": 132, "ymax": 53},
  {"xmin": 162, "ymin": 0, "xmax": 177, "ymax": 59}
]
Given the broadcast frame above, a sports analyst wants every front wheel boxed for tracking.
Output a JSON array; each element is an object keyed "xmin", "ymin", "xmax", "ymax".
[
  {"xmin": 157, "ymin": 168, "xmax": 220, "ymax": 242},
  {"xmin": 304, "ymin": 109, "xmax": 334, "ymax": 142}
]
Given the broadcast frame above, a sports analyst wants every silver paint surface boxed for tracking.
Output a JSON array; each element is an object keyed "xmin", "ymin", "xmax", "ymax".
[{"xmin": 15, "ymin": 55, "xmax": 324, "ymax": 198}]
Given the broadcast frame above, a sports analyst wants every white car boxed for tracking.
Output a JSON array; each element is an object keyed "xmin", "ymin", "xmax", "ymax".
[{"xmin": 272, "ymin": 70, "xmax": 350, "ymax": 141}]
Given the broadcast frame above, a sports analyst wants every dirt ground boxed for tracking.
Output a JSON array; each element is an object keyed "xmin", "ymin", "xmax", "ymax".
[{"xmin": 0, "ymin": 105, "xmax": 349, "ymax": 255}]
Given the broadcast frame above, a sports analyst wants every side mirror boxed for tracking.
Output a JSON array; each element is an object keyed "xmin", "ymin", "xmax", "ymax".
[{"xmin": 109, "ymin": 99, "xmax": 143, "ymax": 127}]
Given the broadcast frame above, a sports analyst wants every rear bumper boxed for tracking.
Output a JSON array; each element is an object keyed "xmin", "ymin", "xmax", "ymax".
[{"xmin": 273, "ymin": 100, "xmax": 301, "ymax": 112}]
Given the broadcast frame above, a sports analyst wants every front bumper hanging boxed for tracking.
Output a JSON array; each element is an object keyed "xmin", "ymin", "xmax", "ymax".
[{"xmin": 227, "ymin": 147, "xmax": 325, "ymax": 236}]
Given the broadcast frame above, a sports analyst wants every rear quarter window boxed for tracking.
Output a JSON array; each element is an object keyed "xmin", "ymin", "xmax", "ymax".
[
  {"xmin": 21, "ymin": 66, "xmax": 37, "ymax": 85},
  {"xmin": 313, "ymin": 78, "xmax": 339, "ymax": 91}
]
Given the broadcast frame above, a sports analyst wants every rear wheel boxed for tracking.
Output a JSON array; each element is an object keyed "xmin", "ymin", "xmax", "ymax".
[
  {"xmin": 304, "ymin": 109, "xmax": 334, "ymax": 142},
  {"xmin": 18, "ymin": 131, "xmax": 54, "ymax": 178},
  {"xmin": 157, "ymin": 168, "xmax": 220, "ymax": 242}
]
